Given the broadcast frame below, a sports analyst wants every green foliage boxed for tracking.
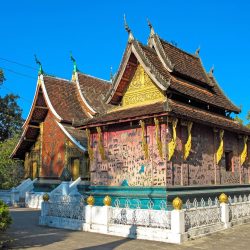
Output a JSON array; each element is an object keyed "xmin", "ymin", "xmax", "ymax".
[
  {"xmin": 0, "ymin": 200, "xmax": 12, "ymax": 232},
  {"xmin": 0, "ymin": 69, "xmax": 5, "ymax": 84},
  {"xmin": 234, "ymin": 115, "xmax": 243, "ymax": 125},
  {"xmin": 0, "ymin": 94, "xmax": 24, "ymax": 141},
  {"xmin": 0, "ymin": 135, "xmax": 24, "ymax": 189}
]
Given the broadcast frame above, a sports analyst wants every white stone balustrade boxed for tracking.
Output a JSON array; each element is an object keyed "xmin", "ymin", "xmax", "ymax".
[{"xmin": 39, "ymin": 194, "xmax": 250, "ymax": 244}]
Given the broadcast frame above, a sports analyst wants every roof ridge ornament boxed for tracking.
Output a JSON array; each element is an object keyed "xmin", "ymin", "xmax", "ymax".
[
  {"xmin": 147, "ymin": 18, "xmax": 155, "ymax": 37},
  {"xmin": 110, "ymin": 66, "xmax": 113, "ymax": 82},
  {"xmin": 209, "ymin": 65, "xmax": 214, "ymax": 76},
  {"xmin": 70, "ymin": 52, "xmax": 79, "ymax": 73},
  {"xmin": 34, "ymin": 54, "xmax": 44, "ymax": 75},
  {"xmin": 124, "ymin": 14, "xmax": 134, "ymax": 42},
  {"xmin": 195, "ymin": 46, "xmax": 200, "ymax": 56}
]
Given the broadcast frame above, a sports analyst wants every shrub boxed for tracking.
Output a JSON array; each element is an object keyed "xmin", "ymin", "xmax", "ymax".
[{"xmin": 0, "ymin": 200, "xmax": 12, "ymax": 232}]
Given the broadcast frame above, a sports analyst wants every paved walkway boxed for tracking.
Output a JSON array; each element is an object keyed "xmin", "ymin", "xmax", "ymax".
[{"xmin": 3, "ymin": 208, "xmax": 250, "ymax": 249}]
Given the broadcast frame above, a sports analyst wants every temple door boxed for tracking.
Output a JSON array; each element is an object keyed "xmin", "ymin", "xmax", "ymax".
[
  {"xmin": 32, "ymin": 161, "xmax": 38, "ymax": 179},
  {"xmin": 71, "ymin": 158, "xmax": 80, "ymax": 180}
]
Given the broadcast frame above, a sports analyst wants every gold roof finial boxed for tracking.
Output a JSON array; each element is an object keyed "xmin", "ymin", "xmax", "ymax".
[{"xmin": 124, "ymin": 14, "xmax": 134, "ymax": 42}]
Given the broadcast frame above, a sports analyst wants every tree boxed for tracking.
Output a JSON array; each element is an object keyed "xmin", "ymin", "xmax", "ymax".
[
  {"xmin": 0, "ymin": 69, "xmax": 5, "ymax": 84},
  {"xmin": 0, "ymin": 94, "xmax": 23, "ymax": 141},
  {"xmin": 0, "ymin": 200, "xmax": 12, "ymax": 232},
  {"xmin": 0, "ymin": 69, "xmax": 23, "ymax": 141},
  {"xmin": 0, "ymin": 134, "xmax": 24, "ymax": 189},
  {"xmin": 0, "ymin": 69, "xmax": 24, "ymax": 189},
  {"xmin": 246, "ymin": 111, "xmax": 250, "ymax": 128}
]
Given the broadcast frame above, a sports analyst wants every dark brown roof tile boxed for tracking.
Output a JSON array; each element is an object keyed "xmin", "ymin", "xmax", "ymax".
[{"xmin": 43, "ymin": 76, "xmax": 88, "ymax": 123}]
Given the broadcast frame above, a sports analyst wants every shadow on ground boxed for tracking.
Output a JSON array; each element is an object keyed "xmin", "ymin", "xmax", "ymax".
[
  {"xmin": 5, "ymin": 209, "xmax": 70, "ymax": 249},
  {"xmin": 75, "ymin": 238, "xmax": 134, "ymax": 250}
]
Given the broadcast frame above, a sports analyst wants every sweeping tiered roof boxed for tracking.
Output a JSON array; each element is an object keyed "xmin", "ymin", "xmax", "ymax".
[
  {"xmin": 11, "ymin": 72, "xmax": 111, "ymax": 159},
  {"xmin": 79, "ymin": 25, "xmax": 250, "ymax": 135}
]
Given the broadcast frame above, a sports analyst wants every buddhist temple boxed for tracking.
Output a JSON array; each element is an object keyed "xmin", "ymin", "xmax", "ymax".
[
  {"xmin": 11, "ymin": 63, "xmax": 111, "ymax": 182},
  {"xmin": 12, "ymin": 21, "xmax": 250, "ymax": 205}
]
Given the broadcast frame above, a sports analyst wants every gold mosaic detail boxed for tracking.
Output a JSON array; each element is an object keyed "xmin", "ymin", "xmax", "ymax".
[
  {"xmin": 122, "ymin": 64, "xmax": 165, "ymax": 108},
  {"xmin": 172, "ymin": 197, "xmax": 183, "ymax": 210},
  {"xmin": 154, "ymin": 117, "xmax": 163, "ymax": 158},
  {"xmin": 184, "ymin": 121, "xmax": 193, "ymax": 160},
  {"xmin": 168, "ymin": 118, "xmax": 178, "ymax": 161},
  {"xmin": 139, "ymin": 120, "xmax": 149, "ymax": 160},
  {"xmin": 240, "ymin": 135, "xmax": 248, "ymax": 165},
  {"xmin": 219, "ymin": 193, "xmax": 228, "ymax": 204},
  {"xmin": 103, "ymin": 195, "xmax": 112, "ymax": 206},
  {"xmin": 87, "ymin": 195, "xmax": 95, "ymax": 206},
  {"xmin": 216, "ymin": 129, "xmax": 224, "ymax": 164}
]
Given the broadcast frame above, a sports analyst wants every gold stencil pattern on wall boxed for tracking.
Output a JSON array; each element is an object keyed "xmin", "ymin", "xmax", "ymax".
[{"xmin": 122, "ymin": 64, "xmax": 165, "ymax": 108}]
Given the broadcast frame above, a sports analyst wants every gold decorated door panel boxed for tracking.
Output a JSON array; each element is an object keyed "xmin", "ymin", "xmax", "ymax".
[{"xmin": 71, "ymin": 158, "xmax": 80, "ymax": 180}]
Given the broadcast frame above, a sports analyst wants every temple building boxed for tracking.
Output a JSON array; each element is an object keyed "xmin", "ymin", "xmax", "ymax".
[
  {"xmin": 12, "ymin": 21, "xmax": 250, "ymax": 204},
  {"xmin": 11, "ymin": 62, "xmax": 111, "ymax": 182},
  {"xmin": 76, "ymin": 22, "xmax": 250, "ymax": 204}
]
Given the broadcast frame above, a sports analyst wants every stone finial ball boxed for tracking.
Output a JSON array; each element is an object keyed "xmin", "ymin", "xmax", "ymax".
[
  {"xmin": 87, "ymin": 195, "xmax": 95, "ymax": 206},
  {"xmin": 219, "ymin": 193, "xmax": 228, "ymax": 204},
  {"xmin": 43, "ymin": 193, "xmax": 50, "ymax": 202},
  {"xmin": 103, "ymin": 195, "xmax": 112, "ymax": 206},
  {"xmin": 172, "ymin": 197, "xmax": 183, "ymax": 210}
]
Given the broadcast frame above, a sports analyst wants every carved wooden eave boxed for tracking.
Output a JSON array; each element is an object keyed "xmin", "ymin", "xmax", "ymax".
[
  {"xmin": 207, "ymin": 73, "xmax": 241, "ymax": 114},
  {"xmin": 105, "ymin": 40, "xmax": 170, "ymax": 105},
  {"xmin": 22, "ymin": 75, "xmax": 62, "ymax": 131},
  {"xmin": 56, "ymin": 121, "xmax": 87, "ymax": 152},
  {"xmin": 148, "ymin": 32, "xmax": 174, "ymax": 72},
  {"xmin": 74, "ymin": 72, "xmax": 95, "ymax": 118}
]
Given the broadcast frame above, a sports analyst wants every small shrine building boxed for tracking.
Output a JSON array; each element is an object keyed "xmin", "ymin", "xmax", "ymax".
[{"xmin": 11, "ymin": 65, "xmax": 111, "ymax": 182}]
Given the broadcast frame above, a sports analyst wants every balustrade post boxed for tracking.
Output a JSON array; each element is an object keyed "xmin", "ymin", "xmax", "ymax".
[
  {"xmin": 220, "ymin": 203, "xmax": 230, "ymax": 228},
  {"xmin": 11, "ymin": 188, "xmax": 19, "ymax": 207},
  {"xmin": 101, "ymin": 205, "xmax": 110, "ymax": 233},
  {"xmin": 169, "ymin": 197, "xmax": 187, "ymax": 244},
  {"xmin": 39, "ymin": 201, "xmax": 49, "ymax": 226},
  {"xmin": 41, "ymin": 201, "xmax": 49, "ymax": 217},
  {"xmin": 219, "ymin": 193, "xmax": 231, "ymax": 228},
  {"xmin": 84, "ymin": 205, "xmax": 92, "ymax": 231}
]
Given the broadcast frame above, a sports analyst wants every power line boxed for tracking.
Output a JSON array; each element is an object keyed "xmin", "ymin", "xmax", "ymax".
[
  {"xmin": 0, "ymin": 84, "xmax": 33, "ymax": 104},
  {"xmin": 0, "ymin": 66, "xmax": 37, "ymax": 80},
  {"xmin": 0, "ymin": 57, "xmax": 37, "ymax": 71}
]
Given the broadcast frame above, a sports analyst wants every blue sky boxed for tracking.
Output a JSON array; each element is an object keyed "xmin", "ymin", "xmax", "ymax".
[{"xmin": 0, "ymin": 0, "xmax": 249, "ymax": 122}]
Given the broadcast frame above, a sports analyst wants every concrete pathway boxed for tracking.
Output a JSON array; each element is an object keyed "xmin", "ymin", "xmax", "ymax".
[{"xmin": 3, "ymin": 208, "xmax": 250, "ymax": 249}]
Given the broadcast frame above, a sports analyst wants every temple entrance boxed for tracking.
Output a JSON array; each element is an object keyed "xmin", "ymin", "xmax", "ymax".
[{"xmin": 70, "ymin": 157, "xmax": 80, "ymax": 180}]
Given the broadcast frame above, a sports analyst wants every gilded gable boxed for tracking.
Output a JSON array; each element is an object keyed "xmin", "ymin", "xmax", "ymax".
[{"xmin": 122, "ymin": 64, "xmax": 165, "ymax": 108}]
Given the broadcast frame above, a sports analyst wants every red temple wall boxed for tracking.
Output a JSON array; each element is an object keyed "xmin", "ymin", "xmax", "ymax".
[
  {"xmin": 41, "ymin": 111, "xmax": 66, "ymax": 177},
  {"xmin": 90, "ymin": 122, "xmax": 249, "ymax": 187},
  {"xmin": 166, "ymin": 123, "xmax": 215, "ymax": 185},
  {"xmin": 90, "ymin": 124, "xmax": 168, "ymax": 186}
]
